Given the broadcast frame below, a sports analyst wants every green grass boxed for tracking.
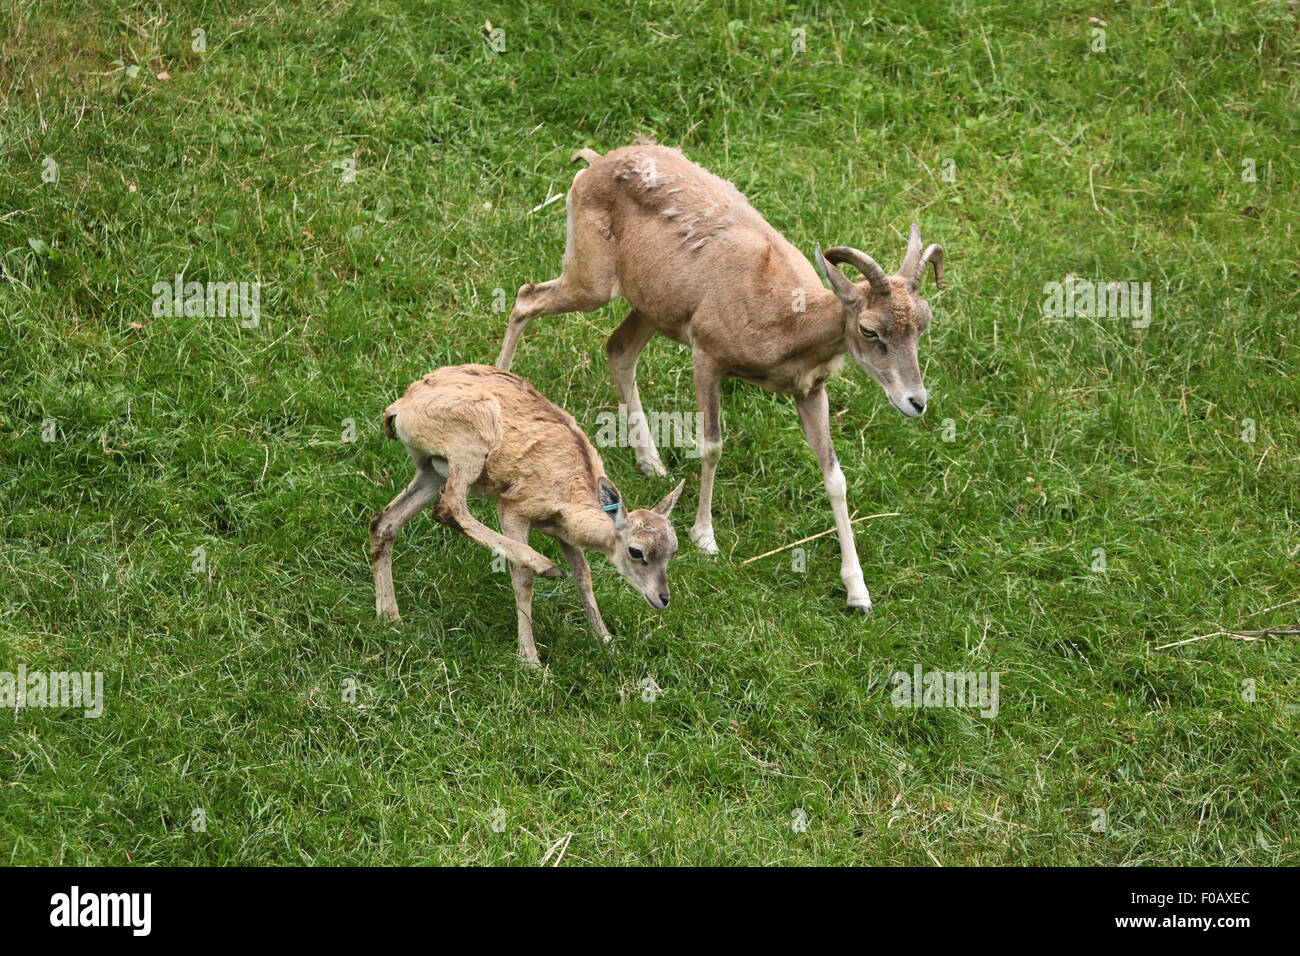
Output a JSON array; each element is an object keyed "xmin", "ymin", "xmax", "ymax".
[{"xmin": 1, "ymin": 0, "xmax": 1297, "ymax": 865}]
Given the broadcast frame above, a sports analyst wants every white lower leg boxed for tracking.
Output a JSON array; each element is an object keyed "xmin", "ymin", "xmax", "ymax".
[
  {"xmin": 626, "ymin": 406, "xmax": 667, "ymax": 476},
  {"xmin": 824, "ymin": 463, "xmax": 871, "ymax": 611},
  {"xmin": 690, "ymin": 439, "xmax": 722, "ymax": 554}
]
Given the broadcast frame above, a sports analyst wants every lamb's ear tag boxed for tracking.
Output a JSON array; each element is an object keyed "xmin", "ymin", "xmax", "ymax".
[{"xmin": 598, "ymin": 477, "xmax": 625, "ymax": 524}]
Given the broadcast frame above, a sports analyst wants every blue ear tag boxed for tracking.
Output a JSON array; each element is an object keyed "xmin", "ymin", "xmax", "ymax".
[{"xmin": 602, "ymin": 501, "xmax": 622, "ymax": 519}]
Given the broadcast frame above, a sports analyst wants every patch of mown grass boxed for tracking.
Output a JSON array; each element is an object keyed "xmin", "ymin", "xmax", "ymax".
[{"xmin": 0, "ymin": 0, "xmax": 1296, "ymax": 864}]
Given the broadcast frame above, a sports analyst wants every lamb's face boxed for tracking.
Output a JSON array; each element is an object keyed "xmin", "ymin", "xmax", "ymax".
[{"xmin": 603, "ymin": 479, "xmax": 685, "ymax": 610}]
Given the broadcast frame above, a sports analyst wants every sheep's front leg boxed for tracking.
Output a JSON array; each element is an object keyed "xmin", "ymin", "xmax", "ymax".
[
  {"xmin": 690, "ymin": 353, "xmax": 723, "ymax": 555},
  {"xmin": 499, "ymin": 508, "xmax": 542, "ymax": 666},
  {"xmin": 559, "ymin": 541, "xmax": 610, "ymax": 644},
  {"xmin": 795, "ymin": 386, "xmax": 872, "ymax": 614}
]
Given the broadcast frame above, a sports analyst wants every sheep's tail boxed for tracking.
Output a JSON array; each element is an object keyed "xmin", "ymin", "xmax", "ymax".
[{"xmin": 570, "ymin": 148, "xmax": 602, "ymax": 166}]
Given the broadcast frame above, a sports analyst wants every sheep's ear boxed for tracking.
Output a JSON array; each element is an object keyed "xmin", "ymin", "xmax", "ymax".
[
  {"xmin": 598, "ymin": 477, "xmax": 627, "ymax": 530},
  {"xmin": 814, "ymin": 243, "xmax": 861, "ymax": 306},
  {"xmin": 652, "ymin": 479, "xmax": 686, "ymax": 519}
]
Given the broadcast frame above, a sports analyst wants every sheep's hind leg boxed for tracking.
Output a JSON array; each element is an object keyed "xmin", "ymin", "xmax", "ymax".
[
  {"xmin": 496, "ymin": 276, "xmax": 613, "ymax": 370},
  {"xmin": 433, "ymin": 461, "xmax": 563, "ymax": 579},
  {"xmin": 606, "ymin": 310, "xmax": 667, "ymax": 477},
  {"xmin": 370, "ymin": 464, "xmax": 444, "ymax": 621}
]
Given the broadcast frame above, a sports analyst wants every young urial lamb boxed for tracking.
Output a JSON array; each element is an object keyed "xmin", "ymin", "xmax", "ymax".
[
  {"xmin": 369, "ymin": 364, "xmax": 685, "ymax": 665},
  {"xmin": 496, "ymin": 143, "xmax": 944, "ymax": 614}
]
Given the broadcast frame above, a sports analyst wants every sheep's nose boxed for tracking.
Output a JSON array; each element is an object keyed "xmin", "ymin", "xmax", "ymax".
[
  {"xmin": 908, "ymin": 396, "xmax": 926, "ymax": 415},
  {"xmin": 659, "ymin": 593, "xmax": 671, "ymax": 607}
]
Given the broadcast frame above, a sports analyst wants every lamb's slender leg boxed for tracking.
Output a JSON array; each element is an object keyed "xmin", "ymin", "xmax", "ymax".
[
  {"xmin": 369, "ymin": 464, "xmax": 444, "ymax": 621},
  {"xmin": 434, "ymin": 461, "xmax": 564, "ymax": 579},
  {"xmin": 606, "ymin": 310, "xmax": 666, "ymax": 477},
  {"xmin": 558, "ymin": 540, "xmax": 610, "ymax": 643},
  {"xmin": 498, "ymin": 507, "xmax": 541, "ymax": 666},
  {"xmin": 690, "ymin": 352, "xmax": 723, "ymax": 555},
  {"xmin": 795, "ymin": 386, "xmax": 872, "ymax": 614}
]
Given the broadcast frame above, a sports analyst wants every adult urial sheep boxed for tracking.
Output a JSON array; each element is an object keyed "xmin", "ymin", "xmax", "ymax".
[{"xmin": 497, "ymin": 143, "xmax": 944, "ymax": 613}]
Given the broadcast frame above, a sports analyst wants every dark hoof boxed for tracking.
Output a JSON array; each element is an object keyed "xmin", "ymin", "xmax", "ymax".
[{"xmin": 541, "ymin": 564, "xmax": 564, "ymax": 579}]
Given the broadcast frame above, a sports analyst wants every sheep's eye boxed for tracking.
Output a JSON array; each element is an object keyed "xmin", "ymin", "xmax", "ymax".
[
  {"xmin": 860, "ymin": 326, "xmax": 879, "ymax": 340},
  {"xmin": 628, "ymin": 546, "xmax": 644, "ymax": 561}
]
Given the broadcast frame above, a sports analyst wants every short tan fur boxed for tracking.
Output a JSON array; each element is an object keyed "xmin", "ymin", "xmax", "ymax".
[
  {"xmin": 370, "ymin": 364, "xmax": 684, "ymax": 665},
  {"xmin": 495, "ymin": 143, "xmax": 943, "ymax": 613}
]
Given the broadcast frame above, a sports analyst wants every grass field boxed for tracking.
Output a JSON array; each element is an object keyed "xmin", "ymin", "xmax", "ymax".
[{"xmin": 1, "ymin": 0, "xmax": 1297, "ymax": 865}]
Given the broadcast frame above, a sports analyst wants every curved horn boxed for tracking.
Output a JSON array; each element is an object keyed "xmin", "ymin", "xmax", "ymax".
[
  {"xmin": 911, "ymin": 243, "xmax": 944, "ymax": 292},
  {"xmin": 824, "ymin": 246, "xmax": 891, "ymax": 298},
  {"xmin": 814, "ymin": 243, "xmax": 860, "ymax": 306}
]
